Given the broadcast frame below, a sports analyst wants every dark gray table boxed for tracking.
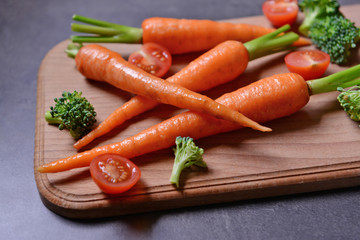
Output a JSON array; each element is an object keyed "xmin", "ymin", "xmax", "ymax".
[{"xmin": 2, "ymin": 0, "xmax": 360, "ymax": 239}]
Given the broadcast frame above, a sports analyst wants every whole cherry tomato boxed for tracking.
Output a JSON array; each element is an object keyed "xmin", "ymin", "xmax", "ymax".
[{"xmin": 262, "ymin": 0, "xmax": 299, "ymax": 27}]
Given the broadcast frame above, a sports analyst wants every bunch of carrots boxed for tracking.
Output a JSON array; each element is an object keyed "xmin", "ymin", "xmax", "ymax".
[
  {"xmin": 37, "ymin": 15, "xmax": 360, "ymax": 189},
  {"xmin": 72, "ymin": 24, "xmax": 301, "ymax": 149}
]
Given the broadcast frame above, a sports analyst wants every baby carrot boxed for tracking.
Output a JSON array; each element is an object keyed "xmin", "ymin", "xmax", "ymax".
[
  {"xmin": 37, "ymin": 65, "xmax": 360, "ymax": 173},
  {"xmin": 70, "ymin": 15, "xmax": 311, "ymax": 54},
  {"xmin": 74, "ymin": 25, "xmax": 299, "ymax": 149},
  {"xmin": 75, "ymin": 44, "xmax": 270, "ymax": 132}
]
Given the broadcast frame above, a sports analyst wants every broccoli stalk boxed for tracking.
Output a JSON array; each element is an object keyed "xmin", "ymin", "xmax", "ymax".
[
  {"xmin": 337, "ymin": 86, "xmax": 360, "ymax": 123},
  {"xmin": 298, "ymin": 0, "xmax": 340, "ymax": 36},
  {"xmin": 45, "ymin": 91, "xmax": 97, "ymax": 140},
  {"xmin": 170, "ymin": 137, "xmax": 207, "ymax": 188}
]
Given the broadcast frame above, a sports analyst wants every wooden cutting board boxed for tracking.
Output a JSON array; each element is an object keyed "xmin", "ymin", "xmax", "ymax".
[{"xmin": 34, "ymin": 4, "xmax": 360, "ymax": 219}]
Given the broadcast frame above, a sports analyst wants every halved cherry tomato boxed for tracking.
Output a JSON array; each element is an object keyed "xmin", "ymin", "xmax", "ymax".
[
  {"xmin": 262, "ymin": 0, "xmax": 298, "ymax": 27},
  {"xmin": 284, "ymin": 50, "xmax": 331, "ymax": 80},
  {"xmin": 90, "ymin": 154, "xmax": 141, "ymax": 194},
  {"xmin": 128, "ymin": 42, "xmax": 172, "ymax": 78}
]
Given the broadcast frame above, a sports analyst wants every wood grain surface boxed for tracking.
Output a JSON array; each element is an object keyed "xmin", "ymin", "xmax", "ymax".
[{"xmin": 34, "ymin": 5, "xmax": 360, "ymax": 219}]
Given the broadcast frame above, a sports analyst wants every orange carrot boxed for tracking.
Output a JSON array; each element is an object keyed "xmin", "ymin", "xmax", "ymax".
[
  {"xmin": 74, "ymin": 25, "xmax": 299, "ymax": 149},
  {"xmin": 142, "ymin": 17, "xmax": 273, "ymax": 54},
  {"xmin": 37, "ymin": 65, "xmax": 360, "ymax": 173},
  {"xmin": 71, "ymin": 15, "xmax": 311, "ymax": 54},
  {"xmin": 75, "ymin": 44, "xmax": 270, "ymax": 133}
]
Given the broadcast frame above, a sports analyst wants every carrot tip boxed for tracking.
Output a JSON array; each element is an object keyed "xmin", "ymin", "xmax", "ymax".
[
  {"xmin": 258, "ymin": 126, "xmax": 272, "ymax": 132},
  {"xmin": 292, "ymin": 37, "xmax": 312, "ymax": 47},
  {"xmin": 36, "ymin": 166, "xmax": 45, "ymax": 173},
  {"xmin": 250, "ymin": 124, "xmax": 272, "ymax": 132},
  {"xmin": 73, "ymin": 142, "xmax": 81, "ymax": 150}
]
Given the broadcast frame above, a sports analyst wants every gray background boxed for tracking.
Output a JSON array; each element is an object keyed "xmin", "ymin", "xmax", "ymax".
[{"xmin": 1, "ymin": 0, "xmax": 360, "ymax": 239}]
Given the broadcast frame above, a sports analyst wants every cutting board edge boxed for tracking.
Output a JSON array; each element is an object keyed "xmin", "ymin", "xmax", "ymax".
[{"xmin": 35, "ymin": 162, "xmax": 360, "ymax": 219}]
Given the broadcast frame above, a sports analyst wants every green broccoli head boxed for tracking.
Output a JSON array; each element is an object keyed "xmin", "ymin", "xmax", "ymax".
[
  {"xmin": 45, "ymin": 91, "xmax": 97, "ymax": 140},
  {"xmin": 308, "ymin": 15, "xmax": 360, "ymax": 65},
  {"xmin": 298, "ymin": 0, "xmax": 340, "ymax": 36},
  {"xmin": 337, "ymin": 86, "xmax": 360, "ymax": 123},
  {"xmin": 169, "ymin": 136, "xmax": 207, "ymax": 188}
]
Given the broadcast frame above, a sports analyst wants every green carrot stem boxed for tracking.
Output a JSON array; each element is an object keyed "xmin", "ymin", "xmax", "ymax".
[
  {"xmin": 72, "ymin": 14, "xmax": 139, "ymax": 32},
  {"xmin": 71, "ymin": 14, "xmax": 142, "ymax": 43},
  {"xmin": 244, "ymin": 24, "xmax": 298, "ymax": 61},
  {"xmin": 65, "ymin": 43, "xmax": 83, "ymax": 58},
  {"xmin": 307, "ymin": 65, "xmax": 360, "ymax": 95},
  {"xmin": 71, "ymin": 23, "xmax": 122, "ymax": 36},
  {"xmin": 71, "ymin": 35, "xmax": 141, "ymax": 44}
]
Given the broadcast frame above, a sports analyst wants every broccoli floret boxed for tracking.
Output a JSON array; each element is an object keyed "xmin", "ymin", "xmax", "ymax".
[
  {"xmin": 298, "ymin": 0, "xmax": 341, "ymax": 36},
  {"xmin": 298, "ymin": 0, "xmax": 360, "ymax": 64},
  {"xmin": 45, "ymin": 91, "xmax": 97, "ymax": 140},
  {"xmin": 337, "ymin": 86, "xmax": 360, "ymax": 123},
  {"xmin": 169, "ymin": 136, "xmax": 207, "ymax": 188},
  {"xmin": 308, "ymin": 15, "xmax": 360, "ymax": 64}
]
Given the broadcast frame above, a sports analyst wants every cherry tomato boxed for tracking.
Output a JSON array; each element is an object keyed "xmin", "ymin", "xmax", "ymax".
[
  {"xmin": 128, "ymin": 42, "xmax": 172, "ymax": 78},
  {"xmin": 90, "ymin": 154, "xmax": 141, "ymax": 194},
  {"xmin": 284, "ymin": 50, "xmax": 331, "ymax": 80},
  {"xmin": 262, "ymin": 0, "xmax": 298, "ymax": 27}
]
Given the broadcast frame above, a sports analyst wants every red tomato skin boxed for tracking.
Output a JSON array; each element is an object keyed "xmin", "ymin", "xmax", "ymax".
[
  {"xmin": 285, "ymin": 50, "xmax": 331, "ymax": 80},
  {"xmin": 90, "ymin": 154, "xmax": 141, "ymax": 194},
  {"xmin": 262, "ymin": 0, "xmax": 299, "ymax": 27},
  {"xmin": 128, "ymin": 42, "xmax": 172, "ymax": 78}
]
